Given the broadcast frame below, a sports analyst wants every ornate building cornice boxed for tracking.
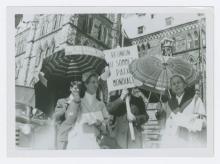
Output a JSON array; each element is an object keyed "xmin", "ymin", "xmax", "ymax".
[{"xmin": 131, "ymin": 20, "xmax": 200, "ymax": 45}]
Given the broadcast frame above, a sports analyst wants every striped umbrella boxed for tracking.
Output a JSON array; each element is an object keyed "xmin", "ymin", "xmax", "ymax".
[
  {"xmin": 129, "ymin": 55, "xmax": 199, "ymax": 95},
  {"xmin": 41, "ymin": 46, "xmax": 107, "ymax": 81}
]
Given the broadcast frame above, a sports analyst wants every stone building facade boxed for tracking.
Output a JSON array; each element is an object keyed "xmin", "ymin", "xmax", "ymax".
[
  {"xmin": 130, "ymin": 18, "xmax": 206, "ymax": 101},
  {"xmin": 15, "ymin": 14, "xmax": 122, "ymax": 88}
]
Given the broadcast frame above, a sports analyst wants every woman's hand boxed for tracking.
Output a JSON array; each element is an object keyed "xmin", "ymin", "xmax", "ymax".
[{"xmin": 100, "ymin": 66, "xmax": 111, "ymax": 81}]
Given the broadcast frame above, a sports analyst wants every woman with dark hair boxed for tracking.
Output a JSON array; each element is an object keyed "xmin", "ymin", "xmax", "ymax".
[{"xmin": 66, "ymin": 71, "xmax": 109, "ymax": 149}]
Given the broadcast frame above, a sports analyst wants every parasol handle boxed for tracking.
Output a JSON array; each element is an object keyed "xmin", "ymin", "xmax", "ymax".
[
  {"xmin": 145, "ymin": 91, "xmax": 152, "ymax": 110},
  {"xmin": 125, "ymin": 96, "xmax": 135, "ymax": 141}
]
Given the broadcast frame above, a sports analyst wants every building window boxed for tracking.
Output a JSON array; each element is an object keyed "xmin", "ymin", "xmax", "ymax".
[
  {"xmin": 98, "ymin": 24, "xmax": 102, "ymax": 40},
  {"xmin": 201, "ymin": 29, "xmax": 206, "ymax": 47},
  {"xmin": 105, "ymin": 28, "xmax": 109, "ymax": 44},
  {"xmin": 103, "ymin": 27, "xmax": 107, "ymax": 42},
  {"xmin": 151, "ymin": 14, "xmax": 154, "ymax": 19},
  {"xmin": 141, "ymin": 44, "xmax": 145, "ymax": 51},
  {"xmin": 137, "ymin": 13, "xmax": 146, "ymax": 17},
  {"xmin": 81, "ymin": 15, "xmax": 89, "ymax": 33},
  {"xmin": 15, "ymin": 60, "xmax": 22, "ymax": 80},
  {"xmin": 35, "ymin": 48, "xmax": 43, "ymax": 67},
  {"xmin": 45, "ymin": 46, "xmax": 50, "ymax": 58},
  {"xmin": 147, "ymin": 42, "xmax": 151, "ymax": 49},
  {"xmin": 40, "ymin": 23, "xmax": 45, "ymax": 36},
  {"xmin": 197, "ymin": 13, "xmax": 205, "ymax": 17},
  {"xmin": 88, "ymin": 16, "xmax": 93, "ymax": 34},
  {"xmin": 194, "ymin": 31, "xmax": 199, "ymax": 48},
  {"xmin": 172, "ymin": 37, "xmax": 176, "ymax": 53},
  {"xmin": 16, "ymin": 39, "xmax": 26, "ymax": 55},
  {"xmin": 137, "ymin": 45, "xmax": 140, "ymax": 52},
  {"xmin": 51, "ymin": 41, "xmax": 56, "ymax": 54},
  {"xmin": 187, "ymin": 33, "xmax": 193, "ymax": 49},
  {"xmin": 165, "ymin": 17, "xmax": 174, "ymax": 26},
  {"xmin": 52, "ymin": 15, "xmax": 58, "ymax": 30},
  {"xmin": 138, "ymin": 26, "xmax": 144, "ymax": 34}
]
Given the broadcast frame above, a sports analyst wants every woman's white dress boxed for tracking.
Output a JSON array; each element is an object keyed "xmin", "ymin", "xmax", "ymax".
[
  {"xmin": 160, "ymin": 95, "xmax": 206, "ymax": 148},
  {"xmin": 67, "ymin": 93, "xmax": 109, "ymax": 149}
]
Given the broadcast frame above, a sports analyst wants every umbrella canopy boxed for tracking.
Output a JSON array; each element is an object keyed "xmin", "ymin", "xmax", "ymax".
[
  {"xmin": 129, "ymin": 55, "xmax": 198, "ymax": 94},
  {"xmin": 41, "ymin": 45, "xmax": 107, "ymax": 81}
]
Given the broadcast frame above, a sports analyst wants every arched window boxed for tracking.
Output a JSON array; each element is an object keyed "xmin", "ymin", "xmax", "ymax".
[
  {"xmin": 51, "ymin": 41, "xmax": 56, "ymax": 54},
  {"xmin": 81, "ymin": 15, "xmax": 88, "ymax": 33},
  {"xmin": 103, "ymin": 27, "xmax": 107, "ymax": 42},
  {"xmin": 15, "ymin": 60, "xmax": 22, "ymax": 79},
  {"xmin": 98, "ymin": 24, "xmax": 102, "ymax": 40},
  {"xmin": 40, "ymin": 23, "xmax": 45, "ymax": 36},
  {"xmin": 147, "ymin": 42, "xmax": 151, "ymax": 49},
  {"xmin": 44, "ymin": 46, "xmax": 50, "ymax": 58},
  {"xmin": 141, "ymin": 44, "xmax": 145, "ymax": 51},
  {"xmin": 52, "ymin": 15, "xmax": 58, "ymax": 30},
  {"xmin": 58, "ymin": 14, "xmax": 62, "ymax": 28},
  {"xmin": 44, "ymin": 20, "xmax": 49, "ymax": 34},
  {"xmin": 194, "ymin": 31, "xmax": 199, "ymax": 48},
  {"xmin": 186, "ymin": 33, "xmax": 193, "ymax": 49},
  {"xmin": 35, "ymin": 46, "xmax": 43, "ymax": 68},
  {"xmin": 105, "ymin": 28, "xmax": 109, "ymax": 44},
  {"xmin": 172, "ymin": 37, "xmax": 176, "ymax": 52},
  {"xmin": 137, "ymin": 45, "xmax": 141, "ymax": 52},
  {"xmin": 88, "ymin": 16, "xmax": 93, "ymax": 34},
  {"xmin": 201, "ymin": 29, "xmax": 206, "ymax": 47}
]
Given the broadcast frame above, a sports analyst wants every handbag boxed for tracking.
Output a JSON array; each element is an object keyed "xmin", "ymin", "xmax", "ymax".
[
  {"xmin": 96, "ymin": 122, "xmax": 121, "ymax": 149},
  {"xmin": 97, "ymin": 134, "xmax": 121, "ymax": 149}
]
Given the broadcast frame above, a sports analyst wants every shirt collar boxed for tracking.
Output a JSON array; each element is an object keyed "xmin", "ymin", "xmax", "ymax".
[{"xmin": 176, "ymin": 92, "xmax": 184, "ymax": 105}]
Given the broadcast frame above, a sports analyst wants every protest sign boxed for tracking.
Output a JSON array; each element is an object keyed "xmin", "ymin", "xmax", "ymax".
[{"xmin": 104, "ymin": 45, "xmax": 139, "ymax": 92}]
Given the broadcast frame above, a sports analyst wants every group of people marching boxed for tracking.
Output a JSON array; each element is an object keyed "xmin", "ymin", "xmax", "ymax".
[{"xmin": 53, "ymin": 70, "xmax": 207, "ymax": 149}]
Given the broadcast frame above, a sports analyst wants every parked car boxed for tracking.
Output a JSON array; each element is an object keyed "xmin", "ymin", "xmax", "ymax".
[{"xmin": 15, "ymin": 102, "xmax": 48, "ymax": 148}]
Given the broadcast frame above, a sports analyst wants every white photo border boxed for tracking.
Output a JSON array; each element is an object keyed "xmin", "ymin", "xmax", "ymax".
[{"xmin": 7, "ymin": 6, "xmax": 214, "ymax": 157}]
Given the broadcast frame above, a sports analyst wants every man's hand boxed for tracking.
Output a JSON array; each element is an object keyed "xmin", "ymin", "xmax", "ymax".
[
  {"xmin": 120, "ymin": 89, "xmax": 129, "ymax": 101},
  {"xmin": 127, "ymin": 112, "xmax": 136, "ymax": 122}
]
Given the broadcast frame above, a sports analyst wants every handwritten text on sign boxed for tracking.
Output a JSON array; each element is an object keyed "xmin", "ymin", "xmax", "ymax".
[{"xmin": 104, "ymin": 46, "xmax": 139, "ymax": 92}]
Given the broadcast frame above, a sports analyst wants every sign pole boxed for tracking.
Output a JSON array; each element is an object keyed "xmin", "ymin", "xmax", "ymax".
[
  {"xmin": 122, "ymin": 28, "xmax": 135, "ymax": 141},
  {"xmin": 125, "ymin": 96, "xmax": 136, "ymax": 141}
]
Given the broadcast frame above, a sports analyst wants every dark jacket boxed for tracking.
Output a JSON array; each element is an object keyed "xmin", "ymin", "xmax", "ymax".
[
  {"xmin": 107, "ymin": 95, "xmax": 149, "ymax": 148},
  {"xmin": 107, "ymin": 95, "xmax": 149, "ymax": 127}
]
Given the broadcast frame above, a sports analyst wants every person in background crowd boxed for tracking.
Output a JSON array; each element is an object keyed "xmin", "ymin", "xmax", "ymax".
[
  {"xmin": 66, "ymin": 71, "xmax": 110, "ymax": 149},
  {"xmin": 53, "ymin": 81, "xmax": 82, "ymax": 149},
  {"xmin": 107, "ymin": 88, "xmax": 149, "ymax": 149},
  {"xmin": 156, "ymin": 74, "xmax": 206, "ymax": 147}
]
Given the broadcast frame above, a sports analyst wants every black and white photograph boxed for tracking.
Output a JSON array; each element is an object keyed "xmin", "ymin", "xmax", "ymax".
[{"xmin": 7, "ymin": 6, "xmax": 214, "ymax": 156}]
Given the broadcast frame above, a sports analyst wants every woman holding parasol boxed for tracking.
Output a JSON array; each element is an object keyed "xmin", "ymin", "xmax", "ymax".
[{"xmin": 129, "ymin": 54, "xmax": 207, "ymax": 147}]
